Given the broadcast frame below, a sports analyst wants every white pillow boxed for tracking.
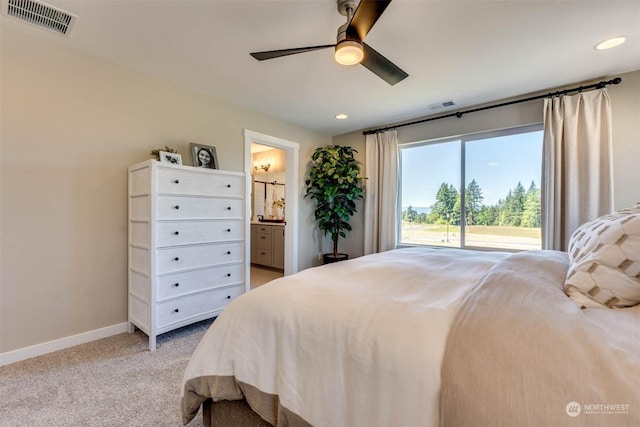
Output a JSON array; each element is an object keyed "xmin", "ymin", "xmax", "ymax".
[{"xmin": 564, "ymin": 202, "xmax": 640, "ymax": 308}]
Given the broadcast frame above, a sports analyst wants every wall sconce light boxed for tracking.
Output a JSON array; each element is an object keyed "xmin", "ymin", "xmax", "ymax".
[{"xmin": 254, "ymin": 160, "xmax": 271, "ymax": 172}]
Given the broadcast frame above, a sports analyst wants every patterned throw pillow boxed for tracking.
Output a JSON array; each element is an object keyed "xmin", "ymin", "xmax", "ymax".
[{"xmin": 565, "ymin": 202, "xmax": 640, "ymax": 308}]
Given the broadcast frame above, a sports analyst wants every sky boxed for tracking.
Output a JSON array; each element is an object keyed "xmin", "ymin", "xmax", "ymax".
[{"xmin": 401, "ymin": 130, "xmax": 543, "ymax": 209}]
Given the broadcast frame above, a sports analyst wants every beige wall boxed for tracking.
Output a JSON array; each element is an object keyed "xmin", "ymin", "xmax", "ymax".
[
  {"xmin": 0, "ymin": 28, "xmax": 331, "ymax": 353},
  {"xmin": 335, "ymin": 69, "xmax": 640, "ymax": 259},
  {"xmin": 252, "ymin": 148, "xmax": 286, "ymax": 174},
  {"xmin": 610, "ymin": 71, "xmax": 640, "ymax": 208},
  {"xmin": 2, "ymin": 26, "xmax": 638, "ymax": 355}
]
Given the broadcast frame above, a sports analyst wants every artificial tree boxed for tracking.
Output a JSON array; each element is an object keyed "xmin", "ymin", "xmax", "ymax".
[{"xmin": 304, "ymin": 145, "xmax": 365, "ymax": 263}]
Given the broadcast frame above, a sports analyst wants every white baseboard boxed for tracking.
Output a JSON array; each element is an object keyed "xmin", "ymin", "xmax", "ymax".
[{"xmin": 0, "ymin": 322, "xmax": 129, "ymax": 367}]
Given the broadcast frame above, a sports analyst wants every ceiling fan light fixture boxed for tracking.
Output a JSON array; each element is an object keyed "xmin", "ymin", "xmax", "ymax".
[
  {"xmin": 250, "ymin": 0, "xmax": 408, "ymax": 85},
  {"xmin": 334, "ymin": 40, "xmax": 364, "ymax": 65}
]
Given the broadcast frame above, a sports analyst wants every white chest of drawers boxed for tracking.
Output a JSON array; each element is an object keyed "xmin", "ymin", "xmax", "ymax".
[{"xmin": 128, "ymin": 160, "xmax": 246, "ymax": 351}]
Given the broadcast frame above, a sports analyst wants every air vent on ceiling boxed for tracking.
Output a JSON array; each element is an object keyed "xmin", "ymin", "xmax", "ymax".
[
  {"xmin": 4, "ymin": 0, "xmax": 77, "ymax": 37},
  {"xmin": 428, "ymin": 100, "xmax": 457, "ymax": 110}
]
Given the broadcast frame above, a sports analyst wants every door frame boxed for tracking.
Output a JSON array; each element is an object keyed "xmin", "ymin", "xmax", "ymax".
[{"xmin": 243, "ymin": 129, "xmax": 299, "ymax": 290}]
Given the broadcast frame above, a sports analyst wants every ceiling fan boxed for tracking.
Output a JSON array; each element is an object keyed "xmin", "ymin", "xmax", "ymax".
[{"xmin": 250, "ymin": 0, "xmax": 408, "ymax": 86}]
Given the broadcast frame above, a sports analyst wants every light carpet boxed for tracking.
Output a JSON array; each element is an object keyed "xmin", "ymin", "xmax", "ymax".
[{"xmin": 0, "ymin": 319, "xmax": 215, "ymax": 426}]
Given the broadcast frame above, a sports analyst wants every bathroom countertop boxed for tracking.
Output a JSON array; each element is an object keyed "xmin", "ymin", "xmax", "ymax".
[{"xmin": 251, "ymin": 220, "xmax": 285, "ymax": 226}]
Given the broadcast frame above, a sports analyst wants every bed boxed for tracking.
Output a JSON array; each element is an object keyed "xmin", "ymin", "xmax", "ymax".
[{"xmin": 181, "ymin": 206, "xmax": 640, "ymax": 427}]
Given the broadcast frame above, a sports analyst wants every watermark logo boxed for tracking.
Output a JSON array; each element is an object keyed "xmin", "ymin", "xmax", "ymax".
[
  {"xmin": 566, "ymin": 402, "xmax": 581, "ymax": 417},
  {"xmin": 565, "ymin": 401, "xmax": 630, "ymax": 417}
]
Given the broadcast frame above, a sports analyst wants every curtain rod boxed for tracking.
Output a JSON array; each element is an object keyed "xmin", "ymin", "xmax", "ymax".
[{"xmin": 362, "ymin": 77, "xmax": 622, "ymax": 135}]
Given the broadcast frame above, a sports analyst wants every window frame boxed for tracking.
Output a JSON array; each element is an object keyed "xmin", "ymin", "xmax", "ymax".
[{"xmin": 397, "ymin": 123, "xmax": 543, "ymax": 251}]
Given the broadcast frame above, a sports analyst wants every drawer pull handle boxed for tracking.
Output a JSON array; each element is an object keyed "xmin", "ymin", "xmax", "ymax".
[
  {"xmin": 174, "ymin": 308, "xmax": 179, "ymax": 313},
  {"xmin": 226, "ymin": 228, "xmax": 231, "ymax": 232},
  {"xmin": 174, "ymin": 257, "xmax": 179, "ymax": 261},
  {"xmin": 227, "ymin": 206, "xmax": 231, "ymax": 210},
  {"xmin": 226, "ymin": 251, "xmax": 231, "ymax": 255},
  {"xmin": 174, "ymin": 205, "xmax": 180, "ymax": 210},
  {"xmin": 227, "ymin": 273, "xmax": 231, "ymax": 277},
  {"xmin": 174, "ymin": 231, "xmax": 179, "ymax": 235},
  {"xmin": 260, "ymin": 236, "xmax": 266, "ymax": 239},
  {"xmin": 174, "ymin": 180, "xmax": 179, "ymax": 184},
  {"xmin": 227, "ymin": 184, "xmax": 231, "ymax": 188},
  {"xmin": 260, "ymin": 252, "xmax": 266, "ymax": 255},
  {"xmin": 227, "ymin": 296, "xmax": 231, "ymax": 299},
  {"xmin": 174, "ymin": 283, "xmax": 180, "ymax": 287}
]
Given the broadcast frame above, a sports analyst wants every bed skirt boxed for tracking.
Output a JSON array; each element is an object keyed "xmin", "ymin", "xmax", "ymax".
[{"xmin": 203, "ymin": 399, "xmax": 273, "ymax": 427}]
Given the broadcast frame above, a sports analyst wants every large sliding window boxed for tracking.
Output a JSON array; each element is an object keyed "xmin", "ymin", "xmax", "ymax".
[{"xmin": 399, "ymin": 124, "xmax": 543, "ymax": 250}]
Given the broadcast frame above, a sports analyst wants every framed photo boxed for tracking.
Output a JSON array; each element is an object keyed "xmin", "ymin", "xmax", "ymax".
[
  {"xmin": 159, "ymin": 151, "xmax": 182, "ymax": 165},
  {"xmin": 190, "ymin": 143, "xmax": 218, "ymax": 169}
]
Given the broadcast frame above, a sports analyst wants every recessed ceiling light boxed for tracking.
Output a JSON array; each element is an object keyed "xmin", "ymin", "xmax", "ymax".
[
  {"xmin": 335, "ymin": 114, "xmax": 348, "ymax": 120},
  {"xmin": 595, "ymin": 36, "xmax": 626, "ymax": 50}
]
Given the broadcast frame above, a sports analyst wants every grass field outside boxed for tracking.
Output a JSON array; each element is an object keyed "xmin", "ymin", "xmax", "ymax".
[{"xmin": 401, "ymin": 222, "xmax": 541, "ymax": 250}]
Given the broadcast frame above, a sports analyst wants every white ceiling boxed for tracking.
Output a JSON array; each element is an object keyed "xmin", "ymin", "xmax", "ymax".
[{"xmin": 2, "ymin": 0, "xmax": 639, "ymax": 136}]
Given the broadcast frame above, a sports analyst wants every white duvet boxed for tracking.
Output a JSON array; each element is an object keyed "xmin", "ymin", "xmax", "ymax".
[{"xmin": 182, "ymin": 247, "xmax": 507, "ymax": 426}]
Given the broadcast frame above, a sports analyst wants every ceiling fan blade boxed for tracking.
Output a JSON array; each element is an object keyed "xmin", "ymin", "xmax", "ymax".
[
  {"xmin": 250, "ymin": 45, "xmax": 335, "ymax": 61},
  {"xmin": 361, "ymin": 43, "xmax": 408, "ymax": 86},
  {"xmin": 347, "ymin": 0, "xmax": 392, "ymax": 41}
]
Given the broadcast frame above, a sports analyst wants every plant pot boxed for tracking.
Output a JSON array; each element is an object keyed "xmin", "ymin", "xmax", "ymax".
[{"xmin": 323, "ymin": 253, "xmax": 349, "ymax": 264}]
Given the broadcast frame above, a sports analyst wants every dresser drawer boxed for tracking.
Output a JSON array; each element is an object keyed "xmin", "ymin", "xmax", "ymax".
[
  {"xmin": 156, "ymin": 168, "xmax": 243, "ymax": 197},
  {"xmin": 157, "ymin": 263, "xmax": 244, "ymax": 301},
  {"xmin": 156, "ymin": 285, "xmax": 243, "ymax": 329},
  {"xmin": 156, "ymin": 196, "xmax": 243, "ymax": 220},
  {"xmin": 156, "ymin": 242, "xmax": 243, "ymax": 274},
  {"xmin": 156, "ymin": 219, "xmax": 243, "ymax": 246}
]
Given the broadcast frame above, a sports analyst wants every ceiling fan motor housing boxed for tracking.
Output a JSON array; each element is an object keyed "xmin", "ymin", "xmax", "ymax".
[
  {"xmin": 337, "ymin": 0, "xmax": 360, "ymax": 17},
  {"xmin": 336, "ymin": 0, "xmax": 361, "ymax": 44},
  {"xmin": 335, "ymin": 0, "xmax": 364, "ymax": 65}
]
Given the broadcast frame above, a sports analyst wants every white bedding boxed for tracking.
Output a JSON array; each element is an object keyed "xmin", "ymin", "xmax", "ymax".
[
  {"xmin": 181, "ymin": 247, "xmax": 507, "ymax": 426},
  {"xmin": 441, "ymin": 250, "xmax": 640, "ymax": 426}
]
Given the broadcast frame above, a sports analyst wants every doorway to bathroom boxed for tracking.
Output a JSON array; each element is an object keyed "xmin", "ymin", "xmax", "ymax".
[
  {"xmin": 243, "ymin": 130, "xmax": 300, "ymax": 291},
  {"xmin": 250, "ymin": 143, "xmax": 285, "ymax": 288}
]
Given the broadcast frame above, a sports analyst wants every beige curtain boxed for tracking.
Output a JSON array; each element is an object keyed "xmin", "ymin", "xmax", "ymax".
[
  {"xmin": 541, "ymin": 89, "xmax": 613, "ymax": 251},
  {"xmin": 364, "ymin": 130, "xmax": 398, "ymax": 254}
]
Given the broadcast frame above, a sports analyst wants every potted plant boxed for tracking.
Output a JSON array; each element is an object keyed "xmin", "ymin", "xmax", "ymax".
[
  {"xmin": 272, "ymin": 197, "xmax": 285, "ymax": 219},
  {"xmin": 304, "ymin": 145, "xmax": 365, "ymax": 264}
]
